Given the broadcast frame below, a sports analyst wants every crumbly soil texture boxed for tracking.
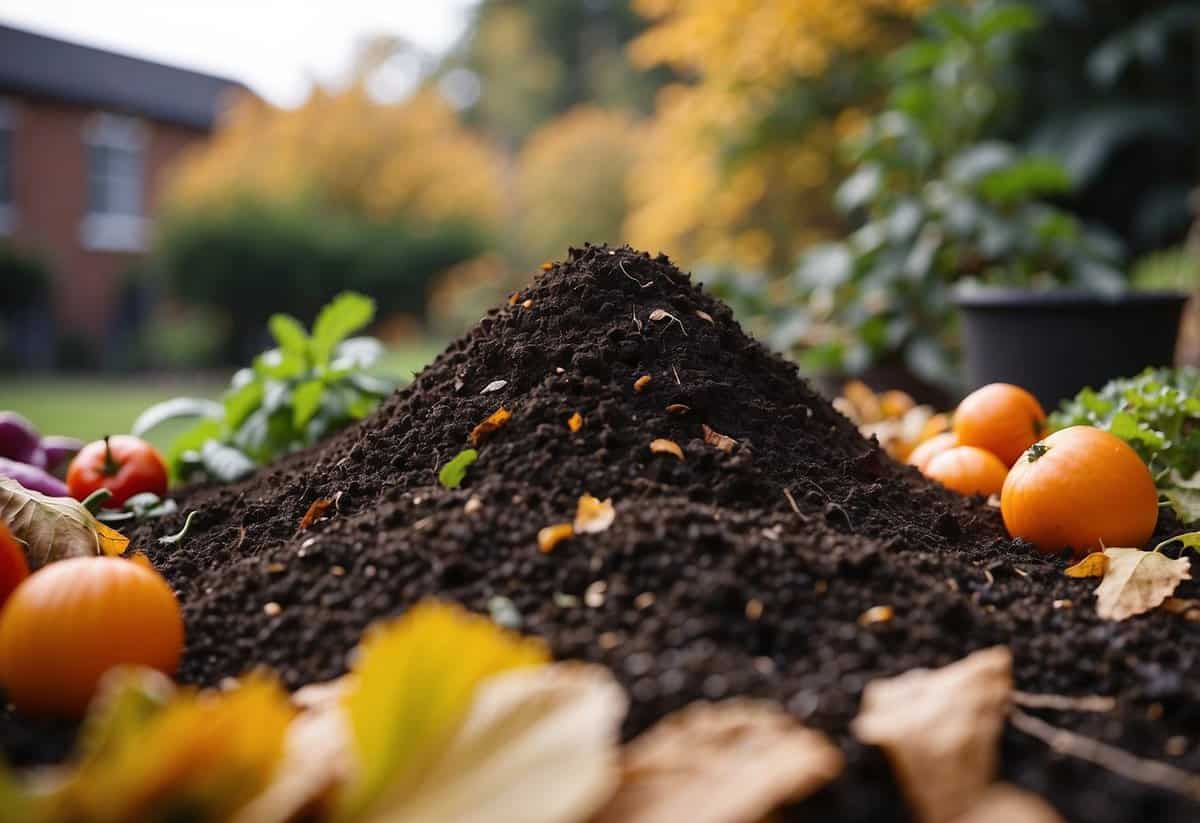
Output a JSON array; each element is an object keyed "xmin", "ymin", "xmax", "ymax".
[{"xmin": 4, "ymin": 245, "xmax": 1200, "ymax": 821}]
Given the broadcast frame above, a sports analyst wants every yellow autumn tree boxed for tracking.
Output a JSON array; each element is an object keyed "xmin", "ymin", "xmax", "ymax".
[
  {"xmin": 624, "ymin": 0, "xmax": 933, "ymax": 273},
  {"xmin": 166, "ymin": 86, "xmax": 506, "ymax": 229}
]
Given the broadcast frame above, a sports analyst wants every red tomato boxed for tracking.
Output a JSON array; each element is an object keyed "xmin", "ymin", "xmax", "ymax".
[
  {"xmin": 0, "ymin": 556, "xmax": 183, "ymax": 717},
  {"xmin": 66, "ymin": 435, "xmax": 168, "ymax": 508},
  {"xmin": 0, "ymin": 522, "xmax": 29, "ymax": 609}
]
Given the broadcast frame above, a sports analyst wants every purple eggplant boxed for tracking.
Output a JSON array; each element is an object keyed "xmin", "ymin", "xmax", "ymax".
[
  {"xmin": 0, "ymin": 412, "xmax": 41, "ymax": 464},
  {"xmin": 39, "ymin": 435, "xmax": 84, "ymax": 475},
  {"xmin": 0, "ymin": 456, "xmax": 69, "ymax": 497}
]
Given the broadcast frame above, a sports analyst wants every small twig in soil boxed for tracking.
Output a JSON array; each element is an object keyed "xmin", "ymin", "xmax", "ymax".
[
  {"xmin": 648, "ymin": 308, "xmax": 688, "ymax": 337},
  {"xmin": 1013, "ymin": 692, "xmax": 1116, "ymax": 713},
  {"xmin": 619, "ymin": 260, "xmax": 654, "ymax": 289},
  {"xmin": 672, "ymin": 365, "xmax": 681, "ymax": 385},
  {"xmin": 1011, "ymin": 708, "xmax": 1200, "ymax": 802},
  {"xmin": 783, "ymin": 488, "xmax": 801, "ymax": 515},
  {"xmin": 632, "ymin": 310, "xmax": 643, "ymax": 335}
]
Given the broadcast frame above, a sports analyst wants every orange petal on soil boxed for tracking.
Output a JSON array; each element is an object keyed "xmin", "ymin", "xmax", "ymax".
[
  {"xmin": 649, "ymin": 439, "xmax": 684, "ymax": 460},
  {"xmin": 538, "ymin": 523, "xmax": 574, "ymax": 554},
  {"xmin": 568, "ymin": 412, "xmax": 583, "ymax": 432},
  {"xmin": 470, "ymin": 408, "xmax": 512, "ymax": 446}
]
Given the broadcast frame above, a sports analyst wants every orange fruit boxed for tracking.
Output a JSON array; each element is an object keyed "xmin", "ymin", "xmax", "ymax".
[
  {"xmin": 1001, "ymin": 426, "xmax": 1158, "ymax": 557},
  {"xmin": 954, "ymin": 383, "xmax": 1046, "ymax": 467},
  {"xmin": 907, "ymin": 432, "xmax": 958, "ymax": 474},
  {"xmin": 925, "ymin": 445, "xmax": 1008, "ymax": 497}
]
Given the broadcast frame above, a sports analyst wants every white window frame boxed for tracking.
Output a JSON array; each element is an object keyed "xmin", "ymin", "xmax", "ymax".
[
  {"xmin": 80, "ymin": 113, "xmax": 147, "ymax": 252},
  {"xmin": 0, "ymin": 99, "xmax": 14, "ymax": 236}
]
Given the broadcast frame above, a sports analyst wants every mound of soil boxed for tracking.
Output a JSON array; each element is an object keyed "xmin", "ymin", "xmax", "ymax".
[{"xmin": 3, "ymin": 245, "xmax": 1199, "ymax": 821}]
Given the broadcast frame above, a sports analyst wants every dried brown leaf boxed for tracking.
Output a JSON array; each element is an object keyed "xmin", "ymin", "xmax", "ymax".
[
  {"xmin": 1065, "ymin": 553, "xmax": 1108, "ymax": 578},
  {"xmin": 592, "ymin": 700, "xmax": 843, "ymax": 823},
  {"xmin": 852, "ymin": 647, "xmax": 1013, "ymax": 823},
  {"xmin": 575, "ymin": 494, "xmax": 615, "ymax": 535},
  {"xmin": 1094, "ymin": 548, "xmax": 1190, "ymax": 621},
  {"xmin": 649, "ymin": 439, "xmax": 683, "ymax": 460},
  {"xmin": 568, "ymin": 412, "xmax": 583, "ymax": 432},
  {"xmin": 701, "ymin": 424, "xmax": 736, "ymax": 453},
  {"xmin": 469, "ymin": 408, "xmax": 511, "ymax": 446},
  {"xmin": 300, "ymin": 499, "xmax": 333, "ymax": 531},
  {"xmin": 539, "ymin": 523, "xmax": 574, "ymax": 554},
  {"xmin": 634, "ymin": 375, "xmax": 652, "ymax": 393},
  {"xmin": 664, "ymin": 404, "xmax": 690, "ymax": 415}
]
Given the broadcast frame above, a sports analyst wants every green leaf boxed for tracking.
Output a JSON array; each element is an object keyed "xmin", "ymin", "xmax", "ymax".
[
  {"xmin": 255, "ymin": 348, "xmax": 307, "ymax": 380},
  {"xmin": 224, "ymin": 381, "xmax": 265, "ymax": 431},
  {"xmin": 268, "ymin": 313, "xmax": 309, "ymax": 359},
  {"xmin": 293, "ymin": 379, "xmax": 326, "ymax": 429},
  {"xmin": 975, "ymin": 3, "xmax": 1041, "ymax": 40},
  {"xmin": 200, "ymin": 441, "xmax": 256, "ymax": 484},
  {"xmin": 311, "ymin": 292, "xmax": 376, "ymax": 368},
  {"xmin": 438, "ymin": 449, "xmax": 478, "ymax": 490},
  {"xmin": 977, "ymin": 157, "xmax": 1073, "ymax": 204},
  {"xmin": 131, "ymin": 398, "xmax": 223, "ymax": 438}
]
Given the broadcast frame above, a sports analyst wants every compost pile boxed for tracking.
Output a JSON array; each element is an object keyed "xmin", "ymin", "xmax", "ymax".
[{"xmin": 5, "ymin": 245, "xmax": 1200, "ymax": 821}]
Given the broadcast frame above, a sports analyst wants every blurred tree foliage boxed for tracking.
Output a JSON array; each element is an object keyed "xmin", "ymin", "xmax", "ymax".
[{"xmin": 623, "ymin": 0, "xmax": 933, "ymax": 274}]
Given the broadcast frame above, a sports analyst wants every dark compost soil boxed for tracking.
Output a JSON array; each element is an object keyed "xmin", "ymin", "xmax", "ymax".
[{"xmin": 3, "ymin": 245, "xmax": 1199, "ymax": 821}]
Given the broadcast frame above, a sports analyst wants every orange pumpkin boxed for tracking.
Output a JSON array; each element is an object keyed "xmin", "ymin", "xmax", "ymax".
[
  {"xmin": 1001, "ymin": 426, "xmax": 1158, "ymax": 556},
  {"xmin": 0, "ymin": 522, "xmax": 29, "ymax": 609},
  {"xmin": 907, "ymin": 432, "xmax": 958, "ymax": 474},
  {"xmin": 925, "ymin": 446, "xmax": 1008, "ymax": 497},
  {"xmin": 954, "ymin": 383, "xmax": 1046, "ymax": 467},
  {"xmin": 0, "ymin": 556, "xmax": 184, "ymax": 717}
]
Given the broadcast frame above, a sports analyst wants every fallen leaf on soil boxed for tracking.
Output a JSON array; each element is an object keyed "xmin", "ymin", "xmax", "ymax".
[
  {"xmin": 575, "ymin": 494, "xmax": 616, "ymax": 535},
  {"xmin": 634, "ymin": 375, "xmax": 652, "ymax": 392},
  {"xmin": 45, "ymin": 668, "xmax": 293, "ymax": 823},
  {"xmin": 334, "ymin": 602, "xmax": 548, "ymax": 820},
  {"xmin": 362, "ymin": 663, "xmax": 625, "ymax": 823},
  {"xmin": 1065, "ymin": 553, "xmax": 1109, "ymax": 578},
  {"xmin": 592, "ymin": 699, "xmax": 843, "ymax": 823},
  {"xmin": 480, "ymin": 380, "xmax": 507, "ymax": 394},
  {"xmin": 300, "ymin": 498, "xmax": 333, "ymax": 530},
  {"xmin": 649, "ymin": 439, "xmax": 684, "ymax": 460},
  {"xmin": 665, "ymin": 404, "xmax": 690, "ymax": 415},
  {"xmin": 952, "ymin": 784, "xmax": 1063, "ymax": 823},
  {"xmin": 0, "ymin": 476, "xmax": 128, "ymax": 567},
  {"xmin": 852, "ymin": 646, "xmax": 1013, "ymax": 823},
  {"xmin": 438, "ymin": 449, "xmax": 478, "ymax": 489},
  {"xmin": 568, "ymin": 412, "xmax": 583, "ymax": 432},
  {"xmin": 1094, "ymin": 548, "xmax": 1190, "ymax": 621},
  {"xmin": 701, "ymin": 424, "xmax": 736, "ymax": 453},
  {"xmin": 469, "ymin": 408, "xmax": 512, "ymax": 446},
  {"xmin": 539, "ymin": 523, "xmax": 575, "ymax": 553}
]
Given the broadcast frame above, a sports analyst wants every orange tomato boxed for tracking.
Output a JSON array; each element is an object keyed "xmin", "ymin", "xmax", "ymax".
[
  {"xmin": 925, "ymin": 446, "xmax": 1008, "ymax": 497},
  {"xmin": 907, "ymin": 432, "xmax": 958, "ymax": 474},
  {"xmin": 0, "ymin": 556, "xmax": 184, "ymax": 717},
  {"xmin": 954, "ymin": 383, "xmax": 1046, "ymax": 467},
  {"xmin": 66, "ymin": 435, "xmax": 168, "ymax": 509},
  {"xmin": 1001, "ymin": 426, "xmax": 1158, "ymax": 557},
  {"xmin": 0, "ymin": 522, "xmax": 29, "ymax": 609}
]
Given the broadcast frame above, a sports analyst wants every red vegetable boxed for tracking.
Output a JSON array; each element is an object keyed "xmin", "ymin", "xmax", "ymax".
[
  {"xmin": 66, "ymin": 436, "xmax": 168, "ymax": 509},
  {"xmin": 0, "ymin": 457, "xmax": 69, "ymax": 497},
  {"xmin": 0, "ymin": 522, "xmax": 30, "ymax": 609}
]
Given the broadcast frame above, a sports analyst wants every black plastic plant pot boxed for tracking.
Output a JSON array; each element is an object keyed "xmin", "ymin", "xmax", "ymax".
[{"xmin": 953, "ymin": 287, "xmax": 1189, "ymax": 410}]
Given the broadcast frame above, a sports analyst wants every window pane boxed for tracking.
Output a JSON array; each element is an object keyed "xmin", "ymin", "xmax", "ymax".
[{"xmin": 87, "ymin": 142, "xmax": 142, "ymax": 216}]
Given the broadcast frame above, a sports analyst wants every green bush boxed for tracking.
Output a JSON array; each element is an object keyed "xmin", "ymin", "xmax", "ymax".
[{"xmin": 153, "ymin": 199, "xmax": 488, "ymax": 364}]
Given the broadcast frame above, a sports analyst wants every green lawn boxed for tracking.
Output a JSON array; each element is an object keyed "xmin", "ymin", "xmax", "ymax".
[{"xmin": 0, "ymin": 341, "xmax": 442, "ymax": 449}]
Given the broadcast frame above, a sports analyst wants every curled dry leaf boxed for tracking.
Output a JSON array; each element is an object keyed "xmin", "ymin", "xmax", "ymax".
[
  {"xmin": 1065, "ymin": 553, "xmax": 1109, "ymax": 579},
  {"xmin": 361, "ymin": 663, "xmax": 626, "ymax": 823},
  {"xmin": 634, "ymin": 375, "xmax": 652, "ymax": 393},
  {"xmin": 300, "ymin": 498, "xmax": 333, "ymax": 531},
  {"xmin": 852, "ymin": 646, "xmax": 1013, "ymax": 823},
  {"xmin": 0, "ymin": 476, "xmax": 128, "ymax": 568},
  {"xmin": 953, "ymin": 784, "xmax": 1063, "ymax": 823},
  {"xmin": 568, "ymin": 412, "xmax": 583, "ymax": 432},
  {"xmin": 592, "ymin": 699, "xmax": 843, "ymax": 823},
  {"xmin": 649, "ymin": 439, "xmax": 684, "ymax": 461},
  {"xmin": 575, "ymin": 494, "xmax": 615, "ymax": 535},
  {"xmin": 539, "ymin": 523, "xmax": 574, "ymax": 554},
  {"xmin": 701, "ymin": 424, "xmax": 736, "ymax": 453},
  {"xmin": 480, "ymin": 380, "xmax": 507, "ymax": 395},
  {"xmin": 469, "ymin": 408, "xmax": 512, "ymax": 446},
  {"xmin": 1094, "ymin": 548, "xmax": 1190, "ymax": 621}
]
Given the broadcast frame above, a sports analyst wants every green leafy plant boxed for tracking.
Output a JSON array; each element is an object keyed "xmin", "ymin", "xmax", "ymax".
[
  {"xmin": 134, "ymin": 292, "xmax": 396, "ymax": 484},
  {"xmin": 783, "ymin": 1, "xmax": 1125, "ymax": 389},
  {"xmin": 438, "ymin": 449, "xmax": 478, "ymax": 490},
  {"xmin": 1051, "ymin": 367, "xmax": 1200, "ymax": 522}
]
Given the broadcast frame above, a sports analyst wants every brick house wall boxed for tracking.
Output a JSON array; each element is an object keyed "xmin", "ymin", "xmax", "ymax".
[{"xmin": 3, "ymin": 94, "xmax": 209, "ymax": 351}]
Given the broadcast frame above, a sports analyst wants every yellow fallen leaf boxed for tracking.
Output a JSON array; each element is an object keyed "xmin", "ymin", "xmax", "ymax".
[
  {"xmin": 700, "ymin": 424, "xmax": 736, "ymax": 453},
  {"xmin": 1094, "ymin": 548, "xmax": 1190, "ymax": 621},
  {"xmin": 852, "ymin": 647, "xmax": 1012, "ymax": 823},
  {"xmin": 649, "ymin": 439, "xmax": 683, "ymax": 460},
  {"xmin": 568, "ymin": 412, "xmax": 583, "ymax": 432},
  {"xmin": 335, "ymin": 602, "xmax": 549, "ymax": 820},
  {"xmin": 539, "ymin": 523, "xmax": 574, "ymax": 553},
  {"xmin": 954, "ymin": 784, "xmax": 1063, "ymax": 823},
  {"xmin": 469, "ymin": 408, "xmax": 511, "ymax": 446},
  {"xmin": 1065, "ymin": 553, "xmax": 1109, "ymax": 578},
  {"xmin": 575, "ymin": 494, "xmax": 615, "ymax": 535},
  {"xmin": 0, "ymin": 476, "xmax": 128, "ymax": 567},
  {"xmin": 592, "ymin": 699, "xmax": 843, "ymax": 823},
  {"xmin": 362, "ymin": 663, "xmax": 625, "ymax": 823},
  {"xmin": 45, "ymin": 668, "xmax": 293, "ymax": 823}
]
